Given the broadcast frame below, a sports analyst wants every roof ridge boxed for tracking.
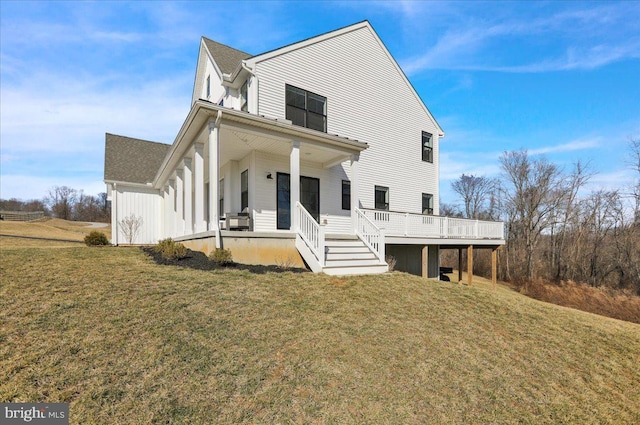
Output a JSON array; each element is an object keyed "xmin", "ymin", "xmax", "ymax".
[{"xmin": 105, "ymin": 133, "xmax": 170, "ymax": 146}]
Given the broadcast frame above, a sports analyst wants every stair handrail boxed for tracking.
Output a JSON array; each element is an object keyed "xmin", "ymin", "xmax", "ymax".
[
  {"xmin": 295, "ymin": 201, "xmax": 324, "ymax": 267},
  {"xmin": 355, "ymin": 208, "xmax": 385, "ymax": 263}
]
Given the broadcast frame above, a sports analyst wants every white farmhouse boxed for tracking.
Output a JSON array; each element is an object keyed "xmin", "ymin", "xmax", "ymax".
[{"xmin": 104, "ymin": 21, "xmax": 505, "ymax": 278}]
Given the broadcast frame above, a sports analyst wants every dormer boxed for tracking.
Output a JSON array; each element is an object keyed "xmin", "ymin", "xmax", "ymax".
[{"xmin": 192, "ymin": 37, "xmax": 252, "ymax": 108}]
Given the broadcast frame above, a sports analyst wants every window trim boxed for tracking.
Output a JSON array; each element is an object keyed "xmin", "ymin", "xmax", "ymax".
[
  {"xmin": 285, "ymin": 84, "xmax": 327, "ymax": 132},
  {"xmin": 374, "ymin": 185, "xmax": 389, "ymax": 211},
  {"xmin": 206, "ymin": 75, "xmax": 211, "ymax": 99},
  {"xmin": 422, "ymin": 131, "xmax": 433, "ymax": 163},
  {"xmin": 219, "ymin": 178, "xmax": 224, "ymax": 215},
  {"xmin": 342, "ymin": 180, "xmax": 351, "ymax": 210}
]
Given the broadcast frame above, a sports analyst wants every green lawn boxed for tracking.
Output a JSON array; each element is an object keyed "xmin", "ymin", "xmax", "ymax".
[{"xmin": 1, "ymin": 244, "xmax": 639, "ymax": 424}]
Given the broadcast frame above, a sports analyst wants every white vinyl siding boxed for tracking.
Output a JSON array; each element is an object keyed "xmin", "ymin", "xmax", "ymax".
[
  {"xmin": 113, "ymin": 186, "xmax": 162, "ymax": 244},
  {"xmin": 254, "ymin": 25, "xmax": 440, "ymax": 215},
  {"xmin": 251, "ymin": 150, "xmax": 351, "ymax": 233}
]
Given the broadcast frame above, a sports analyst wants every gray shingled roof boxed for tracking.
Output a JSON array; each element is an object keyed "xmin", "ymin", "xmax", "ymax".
[
  {"xmin": 202, "ymin": 37, "xmax": 252, "ymax": 75},
  {"xmin": 104, "ymin": 133, "xmax": 171, "ymax": 184}
]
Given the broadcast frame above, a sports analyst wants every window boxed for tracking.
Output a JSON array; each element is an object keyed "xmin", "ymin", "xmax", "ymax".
[
  {"xmin": 375, "ymin": 186, "xmax": 389, "ymax": 211},
  {"xmin": 285, "ymin": 84, "xmax": 327, "ymax": 132},
  {"xmin": 422, "ymin": 131, "xmax": 433, "ymax": 163},
  {"xmin": 342, "ymin": 180, "xmax": 351, "ymax": 210},
  {"xmin": 219, "ymin": 179, "xmax": 224, "ymax": 215},
  {"xmin": 206, "ymin": 76, "xmax": 211, "ymax": 99},
  {"xmin": 241, "ymin": 170, "xmax": 248, "ymax": 211},
  {"xmin": 422, "ymin": 193, "xmax": 433, "ymax": 215},
  {"xmin": 240, "ymin": 81, "xmax": 248, "ymax": 112}
]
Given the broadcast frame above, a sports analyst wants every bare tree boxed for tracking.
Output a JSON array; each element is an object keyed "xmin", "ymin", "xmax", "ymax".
[
  {"xmin": 500, "ymin": 150, "xmax": 566, "ymax": 280},
  {"xmin": 119, "ymin": 215, "xmax": 143, "ymax": 244},
  {"xmin": 628, "ymin": 137, "xmax": 640, "ymax": 224},
  {"xmin": 451, "ymin": 174, "xmax": 499, "ymax": 219},
  {"xmin": 46, "ymin": 186, "xmax": 77, "ymax": 220}
]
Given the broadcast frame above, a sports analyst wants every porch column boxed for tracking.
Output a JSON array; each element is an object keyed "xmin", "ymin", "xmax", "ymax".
[
  {"xmin": 290, "ymin": 140, "xmax": 300, "ymax": 231},
  {"xmin": 350, "ymin": 153, "xmax": 360, "ymax": 233},
  {"xmin": 167, "ymin": 179, "xmax": 175, "ymax": 238},
  {"xmin": 194, "ymin": 143, "xmax": 205, "ymax": 233},
  {"xmin": 175, "ymin": 168, "xmax": 184, "ymax": 236},
  {"xmin": 467, "ymin": 245, "xmax": 474, "ymax": 285},
  {"xmin": 163, "ymin": 185, "xmax": 170, "ymax": 238},
  {"xmin": 208, "ymin": 115, "xmax": 221, "ymax": 248},
  {"xmin": 184, "ymin": 157, "xmax": 193, "ymax": 235}
]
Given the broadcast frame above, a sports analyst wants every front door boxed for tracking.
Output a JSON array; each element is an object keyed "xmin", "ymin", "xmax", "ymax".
[{"xmin": 276, "ymin": 173, "xmax": 320, "ymax": 229}]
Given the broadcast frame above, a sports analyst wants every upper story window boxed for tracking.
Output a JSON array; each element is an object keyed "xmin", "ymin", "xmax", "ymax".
[
  {"xmin": 206, "ymin": 76, "xmax": 211, "ymax": 99},
  {"xmin": 285, "ymin": 84, "xmax": 327, "ymax": 132},
  {"xmin": 422, "ymin": 193, "xmax": 433, "ymax": 215},
  {"xmin": 422, "ymin": 131, "xmax": 433, "ymax": 163},
  {"xmin": 375, "ymin": 185, "xmax": 389, "ymax": 211},
  {"xmin": 240, "ymin": 81, "xmax": 248, "ymax": 112}
]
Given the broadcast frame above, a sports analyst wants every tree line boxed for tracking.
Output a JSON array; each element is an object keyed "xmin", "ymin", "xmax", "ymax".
[
  {"xmin": 445, "ymin": 138, "xmax": 640, "ymax": 295},
  {"xmin": 0, "ymin": 186, "xmax": 110, "ymax": 223}
]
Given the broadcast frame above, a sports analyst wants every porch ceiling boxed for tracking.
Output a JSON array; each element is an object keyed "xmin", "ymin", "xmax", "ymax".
[{"xmin": 154, "ymin": 101, "xmax": 368, "ymax": 188}]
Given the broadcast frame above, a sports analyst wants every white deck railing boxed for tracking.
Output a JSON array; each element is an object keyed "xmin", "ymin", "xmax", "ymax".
[
  {"xmin": 361, "ymin": 209, "xmax": 504, "ymax": 240},
  {"xmin": 296, "ymin": 202, "xmax": 324, "ymax": 266},
  {"xmin": 355, "ymin": 208, "xmax": 385, "ymax": 262}
]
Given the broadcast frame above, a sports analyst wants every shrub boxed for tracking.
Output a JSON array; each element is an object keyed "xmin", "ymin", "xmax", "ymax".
[
  {"xmin": 153, "ymin": 238, "xmax": 188, "ymax": 260},
  {"xmin": 84, "ymin": 231, "xmax": 110, "ymax": 246},
  {"xmin": 209, "ymin": 248, "xmax": 233, "ymax": 266},
  {"xmin": 385, "ymin": 255, "xmax": 397, "ymax": 272}
]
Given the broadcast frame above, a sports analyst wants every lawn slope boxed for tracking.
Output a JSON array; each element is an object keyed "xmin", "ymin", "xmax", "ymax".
[{"xmin": 1, "ymin": 245, "xmax": 639, "ymax": 424}]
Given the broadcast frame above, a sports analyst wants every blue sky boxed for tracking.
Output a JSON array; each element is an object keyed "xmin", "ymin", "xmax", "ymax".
[{"xmin": 1, "ymin": 0, "xmax": 639, "ymax": 206}]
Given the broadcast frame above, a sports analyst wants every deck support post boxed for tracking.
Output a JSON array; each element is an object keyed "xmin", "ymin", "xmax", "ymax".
[
  {"xmin": 492, "ymin": 247, "xmax": 499, "ymax": 289},
  {"xmin": 467, "ymin": 245, "xmax": 474, "ymax": 285},
  {"xmin": 422, "ymin": 245, "xmax": 428, "ymax": 279},
  {"xmin": 458, "ymin": 248, "xmax": 463, "ymax": 283}
]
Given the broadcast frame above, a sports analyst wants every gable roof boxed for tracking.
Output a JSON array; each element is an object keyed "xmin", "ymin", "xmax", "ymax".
[
  {"xmin": 104, "ymin": 133, "xmax": 171, "ymax": 184},
  {"xmin": 245, "ymin": 20, "xmax": 444, "ymax": 136},
  {"xmin": 202, "ymin": 37, "xmax": 251, "ymax": 75}
]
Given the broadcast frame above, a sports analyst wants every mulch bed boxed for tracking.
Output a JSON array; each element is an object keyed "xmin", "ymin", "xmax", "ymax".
[{"xmin": 141, "ymin": 247, "xmax": 308, "ymax": 274}]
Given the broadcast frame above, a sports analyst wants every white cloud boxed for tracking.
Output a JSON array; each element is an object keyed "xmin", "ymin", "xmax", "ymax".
[
  {"xmin": 529, "ymin": 139, "xmax": 600, "ymax": 155},
  {"xmin": 400, "ymin": 3, "xmax": 640, "ymax": 74}
]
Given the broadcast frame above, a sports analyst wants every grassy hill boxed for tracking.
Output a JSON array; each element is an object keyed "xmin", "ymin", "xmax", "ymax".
[{"xmin": 1, "ymin": 231, "xmax": 639, "ymax": 423}]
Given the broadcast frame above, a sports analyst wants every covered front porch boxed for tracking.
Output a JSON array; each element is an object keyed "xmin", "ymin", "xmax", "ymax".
[{"xmin": 155, "ymin": 101, "xmax": 368, "ymax": 246}]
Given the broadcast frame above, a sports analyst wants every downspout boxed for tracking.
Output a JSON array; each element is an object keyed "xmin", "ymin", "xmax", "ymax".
[{"xmin": 241, "ymin": 62, "xmax": 259, "ymax": 115}]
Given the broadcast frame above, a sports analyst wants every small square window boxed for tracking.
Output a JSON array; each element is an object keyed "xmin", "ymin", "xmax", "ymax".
[
  {"xmin": 422, "ymin": 193, "xmax": 433, "ymax": 215},
  {"xmin": 375, "ymin": 186, "xmax": 389, "ymax": 211},
  {"xmin": 422, "ymin": 131, "xmax": 433, "ymax": 163},
  {"xmin": 342, "ymin": 180, "xmax": 351, "ymax": 210}
]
